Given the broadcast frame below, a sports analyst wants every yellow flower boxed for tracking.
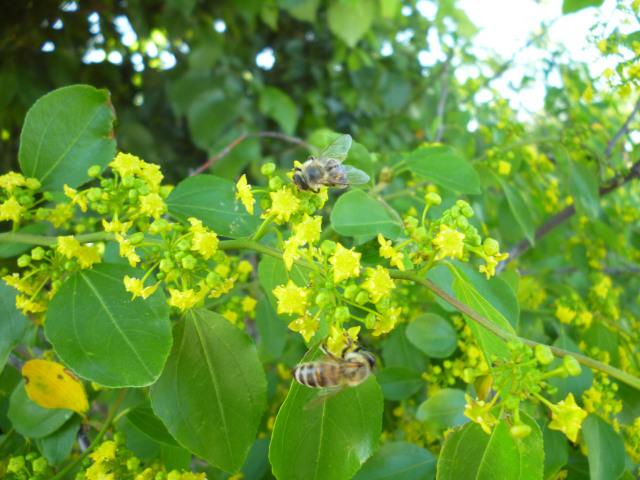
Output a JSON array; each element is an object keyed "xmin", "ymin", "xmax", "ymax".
[
  {"xmin": 329, "ymin": 243, "xmax": 361, "ymax": 283},
  {"xmin": 123, "ymin": 276, "xmax": 158, "ymax": 300},
  {"xmin": 293, "ymin": 215, "xmax": 322, "ymax": 244},
  {"xmin": 189, "ymin": 218, "xmax": 219, "ymax": 260},
  {"xmin": 576, "ymin": 311, "xmax": 593, "ymax": 329},
  {"xmin": 3, "ymin": 273, "xmax": 35, "ymax": 295},
  {"xmin": 378, "ymin": 234, "xmax": 405, "ymax": 271},
  {"xmin": 241, "ymin": 296, "xmax": 257, "ymax": 313},
  {"xmin": 90, "ymin": 440, "xmax": 117, "ymax": 463},
  {"xmin": 168, "ymin": 288, "xmax": 203, "ymax": 311},
  {"xmin": 288, "ymin": 315, "xmax": 319, "ymax": 343},
  {"xmin": 592, "ymin": 276, "xmax": 611, "ymax": 299},
  {"xmin": 0, "ymin": 197, "xmax": 24, "ymax": 223},
  {"xmin": 41, "ymin": 203, "xmax": 74, "ymax": 227},
  {"xmin": 372, "ymin": 306, "xmax": 401, "ymax": 336},
  {"xmin": 115, "ymin": 234, "xmax": 140, "ymax": 267},
  {"xmin": 497, "ymin": 160, "xmax": 511, "ymax": 176},
  {"xmin": 86, "ymin": 462, "xmax": 115, "ymax": 480},
  {"xmin": 269, "ymin": 188, "xmax": 299, "ymax": 222},
  {"xmin": 15, "ymin": 295, "xmax": 47, "ymax": 313},
  {"xmin": 110, "ymin": 152, "xmax": 142, "ymax": 177},
  {"xmin": 57, "ymin": 236, "xmax": 101, "ymax": 268},
  {"xmin": 237, "ymin": 260, "xmax": 253, "ymax": 275},
  {"xmin": 273, "ymin": 280, "xmax": 309, "ymax": 316},
  {"xmin": 102, "ymin": 218, "xmax": 132, "ymax": 234},
  {"xmin": 464, "ymin": 394, "xmax": 498, "ymax": 434},
  {"xmin": 64, "ymin": 184, "xmax": 88, "ymax": 212},
  {"xmin": 555, "ymin": 305, "xmax": 576, "ymax": 324},
  {"xmin": 282, "ymin": 236, "xmax": 303, "ymax": 270},
  {"xmin": 433, "ymin": 225, "xmax": 465, "ymax": 260},
  {"xmin": 223, "ymin": 310, "xmax": 239, "ymax": 324},
  {"xmin": 236, "ymin": 174, "xmax": 255, "ymax": 215},
  {"xmin": 326, "ymin": 325, "xmax": 360, "ymax": 358},
  {"xmin": 362, "ymin": 266, "xmax": 395, "ymax": 304},
  {"xmin": 139, "ymin": 193, "xmax": 166, "ymax": 219},
  {"xmin": 478, "ymin": 252, "xmax": 508, "ymax": 279},
  {"xmin": 548, "ymin": 393, "xmax": 588, "ymax": 442},
  {"xmin": 0, "ymin": 171, "xmax": 26, "ymax": 192},
  {"xmin": 139, "ymin": 162, "xmax": 163, "ymax": 191}
]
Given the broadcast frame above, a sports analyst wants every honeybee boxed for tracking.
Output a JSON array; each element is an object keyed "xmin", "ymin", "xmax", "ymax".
[
  {"xmin": 293, "ymin": 341, "xmax": 376, "ymax": 389},
  {"xmin": 293, "ymin": 134, "xmax": 371, "ymax": 192}
]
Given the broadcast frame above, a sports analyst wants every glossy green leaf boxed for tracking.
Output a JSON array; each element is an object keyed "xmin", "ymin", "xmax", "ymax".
[
  {"xmin": 44, "ymin": 263, "xmax": 172, "ymax": 387},
  {"xmin": 377, "ymin": 366, "xmax": 423, "ymax": 400},
  {"xmin": 562, "ymin": 0, "xmax": 604, "ymax": 14},
  {"xmin": 354, "ymin": 441, "xmax": 435, "ymax": 480},
  {"xmin": 327, "ymin": 0, "xmax": 375, "ymax": 47},
  {"xmin": 451, "ymin": 265, "xmax": 514, "ymax": 361},
  {"xmin": 417, "ymin": 388, "xmax": 467, "ymax": 434},
  {"xmin": 8, "ymin": 381, "xmax": 73, "ymax": 438},
  {"xmin": 126, "ymin": 404, "xmax": 180, "ymax": 447},
  {"xmin": 437, "ymin": 414, "xmax": 543, "ymax": 480},
  {"xmin": 0, "ymin": 280, "xmax": 28, "ymax": 373},
  {"xmin": 150, "ymin": 309, "xmax": 267, "ymax": 473},
  {"xmin": 18, "ymin": 84, "xmax": 116, "ymax": 191},
  {"xmin": 405, "ymin": 145, "xmax": 481, "ymax": 194},
  {"xmin": 259, "ymin": 86, "xmax": 298, "ymax": 135},
  {"xmin": 270, "ymin": 355, "xmax": 383, "ymax": 480},
  {"xmin": 405, "ymin": 314, "xmax": 457, "ymax": 359},
  {"xmin": 331, "ymin": 189, "xmax": 402, "ymax": 239},
  {"xmin": 167, "ymin": 174, "xmax": 260, "ymax": 238},
  {"xmin": 36, "ymin": 415, "xmax": 81, "ymax": 465},
  {"xmin": 497, "ymin": 177, "xmax": 536, "ymax": 245},
  {"xmin": 582, "ymin": 414, "xmax": 626, "ymax": 480}
]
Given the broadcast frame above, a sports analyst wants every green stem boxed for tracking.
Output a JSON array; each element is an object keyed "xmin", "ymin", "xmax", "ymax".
[
  {"xmin": 390, "ymin": 270, "xmax": 640, "ymax": 391},
  {"xmin": 251, "ymin": 215, "xmax": 274, "ymax": 242},
  {"xmin": 51, "ymin": 389, "xmax": 127, "ymax": 480}
]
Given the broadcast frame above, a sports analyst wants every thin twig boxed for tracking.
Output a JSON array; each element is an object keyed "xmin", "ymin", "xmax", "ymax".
[
  {"xmin": 191, "ymin": 131, "xmax": 312, "ymax": 175},
  {"xmin": 500, "ymin": 99, "xmax": 640, "ymax": 270}
]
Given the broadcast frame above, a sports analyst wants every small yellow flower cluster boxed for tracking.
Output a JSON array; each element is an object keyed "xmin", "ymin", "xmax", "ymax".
[
  {"xmin": 554, "ymin": 297, "xmax": 593, "ymax": 330},
  {"xmin": 582, "ymin": 372, "xmax": 622, "ymax": 422},
  {"xmin": 378, "ymin": 234, "xmax": 405, "ymax": 270},
  {"xmin": 273, "ymin": 280, "xmax": 317, "ymax": 342},
  {"xmin": 329, "ymin": 243, "xmax": 361, "ymax": 283},
  {"xmin": 0, "ymin": 171, "xmax": 40, "ymax": 225},
  {"xmin": 517, "ymin": 276, "xmax": 547, "ymax": 310},
  {"xmin": 57, "ymin": 236, "xmax": 103, "ymax": 269},
  {"xmin": 464, "ymin": 394, "xmax": 498, "ymax": 434}
]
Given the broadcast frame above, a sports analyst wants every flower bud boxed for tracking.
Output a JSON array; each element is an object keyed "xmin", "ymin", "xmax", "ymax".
[
  {"xmin": 181, "ymin": 255, "xmax": 197, "ymax": 270},
  {"xmin": 563, "ymin": 355, "xmax": 582, "ymax": 377},
  {"xmin": 31, "ymin": 247, "xmax": 45, "ymax": 260},
  {"xmin": 25, "ymin": 178, "xmax": 41, "ymax": 190},
  {"xmin": 122, "ymin": 175, "xmax": 135, "ymax": 188},
  {"xmin": 483, "ymin": 238, "xmax": 500, "ymax": 257},
  {"xmin": 355, "ymin": 291, "xmax": 369, "ymax": 305},
  {"xmin": 534, "ymin": 345, "xmax": 554, "ymax": 365},
  {"xmin": 425, "ymin": 192, "xmax": 442, "ymax": 205},
  {"xmin": 462, "ymin": 368, "xmax": 476, "ymax": 384},
  {"xmin": 269, "ymin": 176, "xmax": 283, "ymax": 190},
  {"xmin": 343, "ymin": 284, "xmax": 358, "ymax": 300},
  {"xmin": 127, "ymin": 457, "xmax": 140, "ymax": 472},
  {"xmin": 334, "ymin": 306, "xmax": 350, "ymax": 323},
  {"xmin": 261, "ymin": 162, "xmax": 276, "ymax": 176},
  {"xmin": 88, "ymin": 165, "xmax": 103, "ymax": 178},
  {"xmin": 129, "ymin": 232, "xmax": 145, "ymax": 245},
  {"xmin": 315, "ymin": 291, "xmax": 332, "ymax": 307},
  {"xmin": 456, "ymin": 216, "xmax": 469, "ymax": 229},
  {"xmin": 32, "ymin": 456, "xmax": 48, "ymax": 474},
  {"xmin": 509, "ymin": 423, "xmax": 532, "ymax": 439},
  {"xmin": 17, "ymin": 254, "xmax": 31, "ymax": 267},
  {"xmin": 320, "ymin": 240, "xmax": 336, "ymax": 255},
  {"xmin": 7, "ymin": 456, "xmax": 25, "ymax": 473}
]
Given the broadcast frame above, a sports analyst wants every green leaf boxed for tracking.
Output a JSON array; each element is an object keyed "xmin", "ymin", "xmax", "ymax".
[
  {"xmin": 497, "ymin": 177, "xmax": 536, "ymax": 245},
  {"xmin": 277, "ymin": 0, "xmax": 321, "ymax": 22},
  {"xmin": 8, "ymin": 381, "xmax": 73, "ymax": 438},
  {"xmin": 167, "ymin": 175, "xmax": 260, "ymax": 238},
  {"xmin": 126, "ymin": 404, "xmax": 180, "ymax": 447},
  {"xmin": 327, "ymin": 0, "xmax": 375, "ymax": 48},
  {"xmin": 255, "ymin": 298, "xmax": 287, "ymax": 360},
  {"xmin": 437, "ymin": 414, "xmax": 543, "ymax": 480},
  {"xmin": 331, "ymin": 189, "xmax": 402, "ymax": 239},
  {"xmin": 36, "ymin": 415, "xmax": 81, "ymax": 465},
  {"xmin": 150, "ymin": 309, "xmax": 267, "ymax": 473},
  {"xmin": 405, "ymin": 145, "xmax": 481, "ymax": 194},
  {"xmin": 405, "ymin": 314, "xmax": 457, "ymax": 359},
  {"xmin": 259, "ymin": 87, "xmax": 298, "ymax": 135},
  {"xmin": 44, "ymin": 263, "xmax": 172, "ymax": 388},
  {"xmin": 543, "ymin": 422, "xmax": 568, "ymax": 480},
  {"xmin": 0, "ymin": 280, "xmax": 28, "ymax": 373},
  {"xmin": 568, "ymin": 161, "xmax": 599, "ymax": 218},
  {"xmin": 187, "ymin": 90, "xmax": 240, "ymax": 151},
  {"xmin": 451, "ymin": 265, "xmax": 514, "ymax": 361},
  {"xmin": 258, "ymin": 255, "xmax": 310, "ymax": 311},
  {"xmin": 377, "ymin": 366, "xmax": 423, "ymax": 401},
  {"xmin": 582, "ymin": 414, "xmax": 626, "ymax": 480},
  {"xmin": 354, "ymin": 441, "xmax": 435, "ymax": 480},
  {"xmin": 18, "ymin": 84, "xmax": 116, "ymax": 191},
  {"xmin": 548, "ymin": 336, "xmax": 593, "ymax": 401},
  {"xmin": 270, "ymin": 370, "xmax": 383, "ymax": 480},
  {"xmin": 417, "ymin": 388, "xmax": 467, "ymax": 434},
  {"xmin": 381, "ymin": 324, "xmax": 427, "ymax": 372},
  {"xmin": 562, "ymin": 0, "xmax": 604, "ymax": 14},
  {"xmin": 379, "ymin": 0, "xmax": 402, "ymax": 19}
]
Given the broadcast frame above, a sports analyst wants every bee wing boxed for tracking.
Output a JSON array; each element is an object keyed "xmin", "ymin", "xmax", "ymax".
[
  {"xmin": 303, "ymin": 385, "xmax": 346, "ymax": 411},
  {"xmin": 316, "ymin": 134, "xmax": 352, "ymax": 165},
  {"xmin": 340, "ymin": 165, "xmax": 371, "ymax": 185}
]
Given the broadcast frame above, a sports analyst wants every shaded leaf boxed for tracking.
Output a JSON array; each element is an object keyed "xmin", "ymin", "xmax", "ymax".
[
  {"xmin": 497, "ymin": 177, "xmax": 536, "ymax": 245},
  {"xmin": 582, "ymin": 414, "xmax": 626, "ymax": 480},
  {"xmin": 327, "ymin": 0, "xmax": 375, "ymax": 47},
  {"xmin": 259, "ymin": 86, "xmax": 298, "ymax": 134},
  {"xmin": 126, "ymin": 404, "xmax": 180, "ymax": 447},
  {"xmin": 0, "ymin": 280, "xmax": 28, "ymax": 373},
  {"xmin": 377, "ymin": 366, "xmax": 423, "ymax": 401},
  {"xmin": 354, "ymin": 441, "xmax": 435, "ymax": 480},
  {"xmin": 331, "ymin": 189, "xmax": 402, "ymax": 239},
  {"xmin": 405, "ymin": 145, "xmax": 481, "ymax": 194},
  {"xmin": 417, "ymin": 388, "xmax": 467, "ymax": 434},
  {"xmin": 36, "ymin": 416, "xmax": 81, "ymax": 465},
  {"xmin": 8, "ymin": 381, "xmax": 73, "ymax": 438},
  {"xmin": 406, "ymin": 313, "xmax": 457, "ymax": 359}
]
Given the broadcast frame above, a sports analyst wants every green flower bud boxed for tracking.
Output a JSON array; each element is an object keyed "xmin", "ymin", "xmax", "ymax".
[
  {"xmin": 159, "ymin": 258, "xmax": 174, "ymax": 272},
  {"xmin": 88, "ymin": 165, "xmax": 103, "ymax": 178},
  {"xmin": 364, "ymin": 312, "xmax": 377, "ymax": 329},
  {"xmin": 138, "ymin": 184, "xmax": 151, "ymax": 196},
  {"xmin": 509, "ymin": 423, "xmax": 532, "ymax": 439},
  {"xmin": 343, "ymin": 284, "xmax": 358, "ymax": 300},
  {"xmin": 126, "ymin": 457, "xmax": 141, "ymax": 472},
  {"xmin": 8, "ymin": 456, "xmax": 25, "ymax": 473},
  {"xmin": 563, "ymin": 355, "xmax": 582, "ymax": 377},
  {"xmin": 31, "ymin": 247, "xmax": 45, "ymax": 260},
  {"xmin": 404, "ymin": 216, "xmax": 419, "ymax": 231},
  {"xmin": 25, "ymin": 178, "xmax": 41, "ymax": 190},
  {"xmin": 315, "ymin": 291, "xmax": 332, "ymax": 307},
  {"xmin": 129, "ymin": 232, "xmax": 145, "ymax": 245},
  {"xmin": 32, "ymin": 457, "xmax": 48, "ymax": 474},
  {"xmin": 450, "ymin": 205, "xmax": 461, "ymax": 217},
  {"xmin": 379, "ymin": 166, "xmax": 394, "ymax": 183},
  {"xmin": 87, "ymin": 188, "xmax": 102, "ymax": 202},
  {"xmin": 355, "ymin": 291, "xmax": 369, "ymax": 305},
  {"xmin": 334, "ymin": 305, "xmax": 350, "ymax": 323},
  {"xmin": 261, "ymin": 162, "xmax": 276, "ymax": 176},
  {"xmin": 181, "ymin": 255, "xmax": 197, "ymax": 270},
  {"xmin": 461, "ymin": 204, "xmax": 474, "ymax": 218},
  {"xmin": 462, "ymin": 368, "xmax": 476, "ymax": 384},
  {"xmin": 95, "ymin": 203, "xmax": 108, "ymax": 215},
  {"xmin": 128, "ymin": 189, "xmax": 139, "ymax": 201},
  {"xmin": 42, "ymin": 192, "xmax": 54, "ymax": 201},
  {"xmin": 320, "ymin": 240, "xmax": 336, "ymax": 255},
  {"xmin": 483, "ymin": 238, "xmax": 500, "ymax": 256},
  {"xmin": 176, "ymin": 240, "xmax": 190, "ymax": 251},
  {"xmin": 413, "ymin": 226, "xmax": 427, "ymax": 241},
  {"xmin": 535, "ymin": 345, "xmax": 554, "ymax": 365},
  {"xmin": 17, "ymin": 254, "xmax": 31, "ymax": 267},
  {"xmin": 269, "ymin": 176, "xmax": 283, "ymax": 190},
  {"xmin": 425, "ymin": 192, "xmax": 442, "ymax": 205},
  {"xmin": 156, "ymin": 272, "xmax": 165, "ymax": 280},
  {"xmin": 456, "ymin": 216, "xmax": 469, "ymax": 229},
  {"xmin": 122, "ymin": 175, "xmax": 135, "ymax": 188}
]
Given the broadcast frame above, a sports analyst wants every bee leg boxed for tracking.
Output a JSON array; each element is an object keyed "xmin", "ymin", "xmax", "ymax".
[
  {"xmin": 320, "ymin": 343, "xmax": 341, "ymax": 361},
  {"xmin": 340, "ymin": 335, "xmax": 355, "ymax": 358}
]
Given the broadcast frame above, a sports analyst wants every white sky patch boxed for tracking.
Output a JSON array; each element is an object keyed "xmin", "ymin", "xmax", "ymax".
[
  {"xmin": 52, "ymin": 19, "xmax": 63, "ymax": 30},
  {"xmin": 114, "ymin": 16, "xmax": 137, "ymax": 47},
  {"xmin": 83, "ymin": 48, "xmax": 106, "ymax": 64},
  {"xmin": 380, "ymin": 40, "xmax": 394, "ymax": 57},
  {"xmin": 256, "ymin": 47, "xmax": 276, "ymax": 70},
  {"xmin": 60, "ymin": 2, "xmax": 78, "ymax": 12},
  {"xmin": 107, "ymin": 51, "xmax": 123, "ymax": 64},
  {"xmin": 41, "ymin": 41, "xmax": 55, "ymax": 52},
  {"xmin": 213, "ymin": 19, "xmax": 227, "ymax": 33},
  {"xmin": 159, "ymin": 51, "xmax": 177, "ymax": 70}
]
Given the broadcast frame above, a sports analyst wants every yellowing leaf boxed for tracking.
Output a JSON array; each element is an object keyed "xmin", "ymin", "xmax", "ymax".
[{"xmin": 22, "ymin": 359, "xmax": 89, "ymax": 414}]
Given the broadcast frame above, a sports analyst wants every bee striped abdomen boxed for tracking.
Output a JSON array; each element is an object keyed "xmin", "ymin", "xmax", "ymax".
[{"xmin": 293, "ymin": 362, "xmax": 340, "ymax": 388}]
